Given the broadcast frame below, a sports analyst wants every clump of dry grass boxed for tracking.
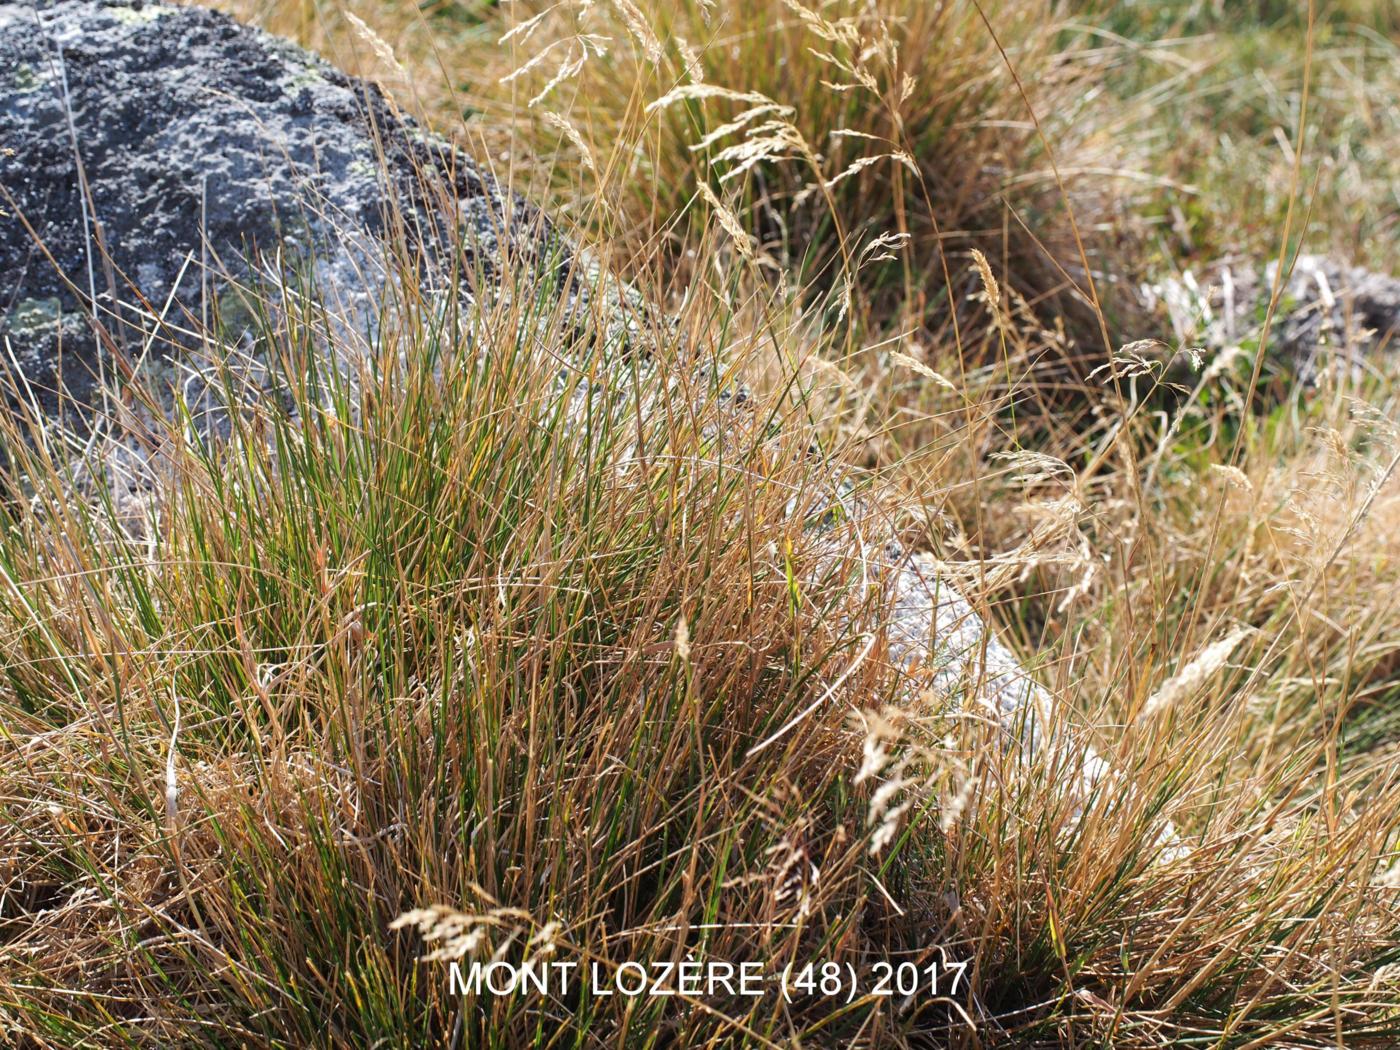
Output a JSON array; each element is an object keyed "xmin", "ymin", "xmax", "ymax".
[
  {"xmin": 235, "ymin": 0, "xmax": 1157, "ymax": 371},
  {"xmin": 0, "ymin": 207, "xmax": 954, "ymax": 1044}
]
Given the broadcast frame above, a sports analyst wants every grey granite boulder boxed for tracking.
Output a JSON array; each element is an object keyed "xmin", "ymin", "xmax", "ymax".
[{"xmin": 0, "ymin": 0, "xmax": 624, "ymax": 423}]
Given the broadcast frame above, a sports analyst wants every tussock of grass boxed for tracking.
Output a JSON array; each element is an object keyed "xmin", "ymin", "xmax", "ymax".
[
  {"xmin": 0, "ymin": 244, "xmax": 896, "ymax": 1043},
  {"xmin": 3, "ymin": 0, "xmax": 1400, "ymax": 1046}
]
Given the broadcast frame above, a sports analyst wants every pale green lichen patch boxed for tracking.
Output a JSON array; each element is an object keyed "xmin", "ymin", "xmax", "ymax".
[
  {"xmin": 110, "ymin": 5, "xmax": 174, "ymax": 25},
  {"xmin": 13, "ymin": 63, "xmax": 44, "ymax": 92},
  {"xmin": 214, "ymin": 285, "xmax": 258, "ymax": 336},
  {"xmin": 3, "ymin": 297, "xmax": 63, "ymax": 336},
  {"xmin": 285, "ymin": 62, "xmax": 326, "ymax": 91},
  {"xmin": 269, "ymin": 38, "xmax": 327, "ymax": 90}
]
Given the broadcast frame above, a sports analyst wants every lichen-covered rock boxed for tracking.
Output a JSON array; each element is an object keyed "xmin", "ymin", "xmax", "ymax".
[
  {"xmin": 1147, "ymin": 255, "xmax": 1400, "ymax": 378},
  {"xmin": 883, "ymin": 548, "xmax": 1049, "ymax": 725},
  {"xmin": 0, "ymin": 0, "xmax": 621, "ymax": 420}
]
